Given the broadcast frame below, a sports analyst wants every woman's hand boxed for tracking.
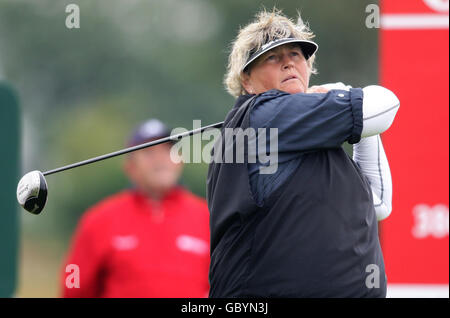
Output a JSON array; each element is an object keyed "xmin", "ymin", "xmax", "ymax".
[{"xmin": 306, "ymin": 85, "xmax": 330, "ymax": 93}]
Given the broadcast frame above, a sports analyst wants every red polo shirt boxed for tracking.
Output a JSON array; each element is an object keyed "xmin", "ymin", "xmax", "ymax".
[{"xmin": 61, "ymin": 186, "xmax": 210, "ymax": 298}]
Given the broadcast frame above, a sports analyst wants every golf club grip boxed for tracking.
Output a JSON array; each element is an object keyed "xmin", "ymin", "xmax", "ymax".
[{"xmin": 43, "ymin": 121, "xmax": 224, "ymax": 176}]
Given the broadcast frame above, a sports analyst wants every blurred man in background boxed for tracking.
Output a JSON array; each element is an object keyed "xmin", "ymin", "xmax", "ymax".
[{"xmin": 61, "ymin": 118, "xmax": 210, "ymax": 297}]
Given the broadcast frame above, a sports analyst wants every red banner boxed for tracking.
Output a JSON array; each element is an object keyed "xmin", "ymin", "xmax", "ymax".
[{"xmin": 380, "ymin": 0, "xmax": 449, "ymax": 285}]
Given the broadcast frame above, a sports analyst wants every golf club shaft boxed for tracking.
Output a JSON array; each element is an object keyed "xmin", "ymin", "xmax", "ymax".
[{"xmin": 43, "ymin": 121, "xmax": 224, "ymax": 176}]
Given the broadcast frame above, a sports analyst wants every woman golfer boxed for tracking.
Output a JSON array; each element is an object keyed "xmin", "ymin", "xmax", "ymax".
[{"xmin": 206, "ymin": 9, "xmax": 399, "ymax": 297}]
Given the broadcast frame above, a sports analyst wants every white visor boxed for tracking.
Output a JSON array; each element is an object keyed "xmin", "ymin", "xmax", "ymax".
[{"xmin": 243, "ymin": 37, "xmax": 318, "ymax": 71}]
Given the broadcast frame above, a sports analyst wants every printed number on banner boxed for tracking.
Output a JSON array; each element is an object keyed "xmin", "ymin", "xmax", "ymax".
[{"xmin": 412, "ymin": 204, "xmax": 449, "ymax": 239}]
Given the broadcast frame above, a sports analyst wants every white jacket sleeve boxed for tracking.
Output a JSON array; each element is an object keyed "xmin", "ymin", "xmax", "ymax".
[
  {"xmin": 353, "ymin": 135, "xmax": 393, "ymax": 221},
  {"xmin": 321, "ymin": 83, "xmax": 396, "ymax": 220},
  {"xmin": 321, "ymin": 83, "xmax": 400, "ymax": 137},
  {"xmin": 360, "ymin": 85, "xmax": 400, "ymax": 138}
]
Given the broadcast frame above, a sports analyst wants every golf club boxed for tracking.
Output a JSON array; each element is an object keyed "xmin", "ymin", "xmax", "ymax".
[{"xmin": 16, "ymin": 121, "xmax": 224, "ymax": 215}]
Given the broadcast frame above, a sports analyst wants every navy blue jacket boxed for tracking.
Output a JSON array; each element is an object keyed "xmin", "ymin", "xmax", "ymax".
[
  {"xmin": 248, "ymin": 89, "xmax": 362, "ymax": 205},
  {"xmin": 207, "ymin": 89, "xmax": 386, "ymax": 297}
]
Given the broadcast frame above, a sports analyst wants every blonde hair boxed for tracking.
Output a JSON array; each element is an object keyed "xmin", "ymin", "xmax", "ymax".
[{"xmin": 224, "ymin": 8, "xmax": 317, "ymax": 98}]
